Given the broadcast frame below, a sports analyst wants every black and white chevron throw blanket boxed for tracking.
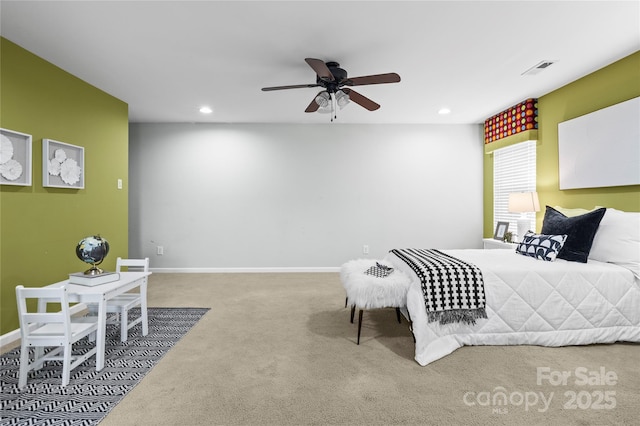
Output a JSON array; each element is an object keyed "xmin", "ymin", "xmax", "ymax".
[{"xmin": 390, "ymin": 248, "xmax": 487, "ymax": 325}]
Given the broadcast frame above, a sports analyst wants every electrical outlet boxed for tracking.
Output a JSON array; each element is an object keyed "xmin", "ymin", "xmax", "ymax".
[
  {"xmin": 157, "ymin": 246, "xmax": 164, "ymax": 255},
  {"xmin": 363, "ymin": 245, "xmax": 369, "ymax": 255},
  {"xmin": 117, "ymin": 179, "xmax": 123, "ymax": 189}
]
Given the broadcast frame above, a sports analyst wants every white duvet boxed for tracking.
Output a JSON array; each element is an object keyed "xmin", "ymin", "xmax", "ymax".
[{"xmin": 385, "ymin": 249, "xmax": 640, "ymax": 366}]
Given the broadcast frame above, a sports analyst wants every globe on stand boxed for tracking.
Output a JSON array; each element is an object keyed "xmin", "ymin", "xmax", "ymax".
[{"xmin": 76, "ymin": 235, "xmax": 110, "ymax": 275}]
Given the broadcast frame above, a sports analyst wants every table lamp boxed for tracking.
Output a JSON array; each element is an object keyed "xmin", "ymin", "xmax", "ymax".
[{"xmin": 508, "ymin": 192, "xmax": 540, "ymax": 243}]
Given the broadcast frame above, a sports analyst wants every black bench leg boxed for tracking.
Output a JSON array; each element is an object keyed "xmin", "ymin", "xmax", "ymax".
[
  {"xmin": 345, "ymin": 296, "xmax": 348, "ymax": 308},
  {"xmin": 357, "ymin": 309, "xmax": 363, "ymax": 345},
  {"xmin": 350, "ymin": 305, "xmax": 355, "ymax": 323},
  {"xmin": 396, "ymin": 307, "xmax": 402, "ymax": 324}
]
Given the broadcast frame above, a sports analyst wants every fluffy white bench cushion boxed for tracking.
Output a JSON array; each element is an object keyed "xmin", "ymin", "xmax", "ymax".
[{"xmin": 340, "ymin": 259, "xmax": 411, "ymax": 309}]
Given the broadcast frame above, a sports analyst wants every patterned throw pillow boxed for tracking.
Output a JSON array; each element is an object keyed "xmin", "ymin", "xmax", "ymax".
[
  {"xmin": 516, "ymin": 231, "xmax": 568, "ymax": 262},
  {"xmin": 364, "ymin": 262, "xmax": 395, "ymax": 278}
]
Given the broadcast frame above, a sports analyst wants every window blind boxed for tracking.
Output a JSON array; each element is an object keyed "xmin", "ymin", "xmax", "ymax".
[{"xmin": 493, "ymin": 141, "xmax": 537, "ymax": 239}]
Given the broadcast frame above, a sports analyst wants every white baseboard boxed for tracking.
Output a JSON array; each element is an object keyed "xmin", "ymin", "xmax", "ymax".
[
  {"xmin": 149, "ymin": 267, "xmax": 341, "ymax": 273},
  {"xmin": 0, "ymin": 303, "xmax": 89, "ymax": 350},
  {"xmin": 0, "ymin": 329, "xmax": 22, "ymax": 350}
]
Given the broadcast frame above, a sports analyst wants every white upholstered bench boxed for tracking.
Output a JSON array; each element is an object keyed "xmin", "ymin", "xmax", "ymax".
[{"xmin": 340, "ymin": 259, "xmax": 411, "ymax": 344}]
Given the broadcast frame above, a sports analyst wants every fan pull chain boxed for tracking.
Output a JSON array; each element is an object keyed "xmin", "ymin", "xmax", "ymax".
[
  {"xmin": 331, "ymin": 93, "xmax": 336, "ymax": 122},
  {"xmin": 334, "ymin": 96, "xmax": 337, "ymax": 121}
]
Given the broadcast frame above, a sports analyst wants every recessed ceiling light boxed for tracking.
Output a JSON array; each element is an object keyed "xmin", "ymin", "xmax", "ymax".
[
  {"xmin": 438, "ymin": 108, "xmax": 451, "ymax": 115},
  {"xmin": 199, "ymin": 106, "xmax": 213, "ymax": 114}
]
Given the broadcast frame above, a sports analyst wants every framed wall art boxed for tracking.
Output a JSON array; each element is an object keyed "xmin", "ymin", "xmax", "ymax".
[
  {"xmin": 42, "ymin": 139, "xmax": 85, "ymax": 189},
  {"xmin": 558, "ymin": 96, "xmax": 639, "ymax": 189},
  {"xmin": 493, "ymin": 221, "xmax": 509, "ymax": 241},
  {"xmin": 0, "ymin": 128, "xmax": 32, "ymax": 186}
]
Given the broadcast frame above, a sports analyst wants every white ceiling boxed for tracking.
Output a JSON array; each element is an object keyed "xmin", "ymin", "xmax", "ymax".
[{"xmin": 1, "ymin": 1, "xmax": 638, "ymax": 124}]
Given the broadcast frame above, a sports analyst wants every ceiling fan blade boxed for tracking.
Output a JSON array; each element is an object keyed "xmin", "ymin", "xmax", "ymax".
[
  {"xmin": 345, "ymin": 73, "xmax": 401, "ymax": 86},
  {"xmin": 342, "ymin": 88, "xmax": 380, "ymax": 111},
  {"xmin": 305, "ymin": 92, "xmax": 322, "ymax": 113},
  {"xmin": 305, "ymin": 58, "xmax": 335, "ymax": 82},
  {"xmin": 262, "ymin": 83, "xmax": 320, "ymax": 91}
]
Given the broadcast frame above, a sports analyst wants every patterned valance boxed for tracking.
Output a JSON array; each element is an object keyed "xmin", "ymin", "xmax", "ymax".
[{"xmin": 484, "ymin": 98, "xmax": 538, "ymax": 144}]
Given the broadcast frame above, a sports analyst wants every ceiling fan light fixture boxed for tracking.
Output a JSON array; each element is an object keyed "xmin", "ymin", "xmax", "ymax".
[
  {"xmin": 315, "ymin": 92, "xmax": 330, "ymax": 108},
  {"xmin": 262, "ymin": 58, "xmax": 399, "ymax": 118},
  {"xmin": 336, "ymin": 90, "xmax": 350, "ymax": 109}
]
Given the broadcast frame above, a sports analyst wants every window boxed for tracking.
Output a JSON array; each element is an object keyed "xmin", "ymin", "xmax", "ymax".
[{"xmin": 493, "ymin": 141, "xmax": 537, "ymax": 238}]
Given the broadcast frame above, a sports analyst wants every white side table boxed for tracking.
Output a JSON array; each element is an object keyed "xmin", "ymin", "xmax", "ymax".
[{"xmin": 483, "ymin": 238, "xmax": 517, "ymax": 250}]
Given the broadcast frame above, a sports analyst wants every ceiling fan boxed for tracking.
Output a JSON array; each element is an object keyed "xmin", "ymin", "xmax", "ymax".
[{"xmin": 261, "ymin": 58, "xmax": 401, "ymax": 119}]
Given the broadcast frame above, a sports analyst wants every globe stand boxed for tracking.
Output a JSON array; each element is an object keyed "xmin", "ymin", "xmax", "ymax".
[
  {"xmin": 84, "ymin": 265, "xmax": 104, "ymax": 275},
  {"xmin": 83, "ymin": 260, "xmax": 105, "ymax": 276}
]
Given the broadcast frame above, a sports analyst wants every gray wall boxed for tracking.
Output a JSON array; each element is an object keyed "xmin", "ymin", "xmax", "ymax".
[{"xmin": 129, "ymin": 123, "xmax": 483, "ymax": 271}]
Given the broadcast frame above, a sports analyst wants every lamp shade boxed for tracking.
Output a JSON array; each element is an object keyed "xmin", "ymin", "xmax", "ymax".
[{"xmin": 508, "ymin": 191, "xmax": 540, "ymax": 213}]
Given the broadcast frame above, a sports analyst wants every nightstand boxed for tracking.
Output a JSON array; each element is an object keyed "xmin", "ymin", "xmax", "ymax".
[{"xmin": 483, "ymin": 238, "xmax": 517, "ymax": 250}]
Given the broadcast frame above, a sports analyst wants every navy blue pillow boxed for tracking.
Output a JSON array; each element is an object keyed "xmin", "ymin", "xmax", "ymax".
[{"xmin": 540, "ymin": 206, "xmax": 606, "ymax": 263}]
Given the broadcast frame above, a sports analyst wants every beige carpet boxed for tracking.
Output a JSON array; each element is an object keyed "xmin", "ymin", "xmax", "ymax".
[{"xmin": 94, "ymin": 273, "xmax": 638, "ymax": 426}]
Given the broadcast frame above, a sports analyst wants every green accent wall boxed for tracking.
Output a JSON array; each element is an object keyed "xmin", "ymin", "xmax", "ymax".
[
  {"xmin": 0, "ymin": 38, "xmax": 129, "ymax": 334},
  {"xmin": 484, "ymin": 51, "xmax": 640, "ymax": 237}
]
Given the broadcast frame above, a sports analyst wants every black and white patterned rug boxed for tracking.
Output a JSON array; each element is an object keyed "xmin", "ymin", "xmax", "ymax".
[{"xmin": 0, "ymin": 307, "xmax": 209, "ymax": 426}]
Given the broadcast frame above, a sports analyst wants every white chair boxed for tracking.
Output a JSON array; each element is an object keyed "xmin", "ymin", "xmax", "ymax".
[
  {"xmin": 16, "ymin": 285, "xmax": 98, "ymax": 389},
  {"xmin": 106, "ymin": 257, "xmax": 149, "ymax": 342}
]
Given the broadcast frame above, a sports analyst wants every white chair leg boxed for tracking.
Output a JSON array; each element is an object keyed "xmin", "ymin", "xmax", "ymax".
[
  {"xmin": 120, "ymin": 308, "xmax": 128, "ymax": 342},
  {"xmin": 61, "ymin": 343, "xmax": 72, "ymax": 387},
  {"xmin": 34, "ymin": 347, "xmax": 44, "ymax": 366},
  {"xmin": 18, "ymin": 345, "xmax": 30, "ymax": 389},
  {"xmin": 141, "ymin": 310, "xmax": 148, "ymax": 337}
]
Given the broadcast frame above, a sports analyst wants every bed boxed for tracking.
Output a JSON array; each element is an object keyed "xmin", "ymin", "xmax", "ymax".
[{"xmin": 384, "ymin": 206, "xmax": 640, "ymax": 366}]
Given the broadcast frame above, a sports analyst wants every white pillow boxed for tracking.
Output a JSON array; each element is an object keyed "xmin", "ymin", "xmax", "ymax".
[{"xmin": 589, "ymin": 208, "xmax": 640, "ymax": 279}]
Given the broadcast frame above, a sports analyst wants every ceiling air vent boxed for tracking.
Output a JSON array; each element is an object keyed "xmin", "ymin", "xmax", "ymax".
[{"xmin": 521, "ymin": 60, "xmax": 555, "ymax": 76}]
